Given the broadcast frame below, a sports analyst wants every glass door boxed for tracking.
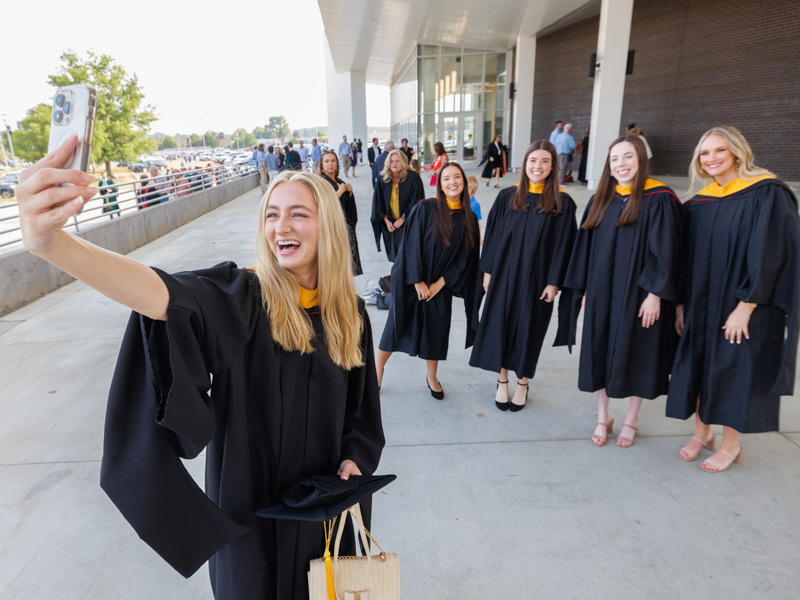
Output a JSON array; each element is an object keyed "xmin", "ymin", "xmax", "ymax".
[
  {"xmin": 439, "ymin": 113, "xmax": 481, "ymax": 169},
  {"xmin": 441, "ymin": 115, "xmax": 459, "ymax": 161}
]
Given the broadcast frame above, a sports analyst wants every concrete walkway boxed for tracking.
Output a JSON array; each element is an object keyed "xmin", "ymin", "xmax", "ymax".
[{"xmin": 1, "ymin": 166, "xmax": 799, "ymax": 599}]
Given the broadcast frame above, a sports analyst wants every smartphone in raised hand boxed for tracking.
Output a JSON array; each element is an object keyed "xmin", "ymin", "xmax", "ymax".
[{"xmin": 47, "ymin": 83, "xmax": 96, "ymax": 173}]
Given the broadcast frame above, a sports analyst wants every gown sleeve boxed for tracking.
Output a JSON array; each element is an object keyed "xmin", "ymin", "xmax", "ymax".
[
  {"xmin": 371, "ymin": 182, "xmax": 386, "ymax": 252},
  {"xmin": 635, "ymin": 192, "xmax": 682, "ymax": 304},
  {"xmin": 340, "ymin": 308, "xmax": 386, "ymax": 475},
  {"xmin": 399, "ymin": 202, "xmax": 429, "ymax": 285},
  {"xmin": 735, "ymin": 183, "xmax": 800, "ymax": 394},
  {"xmin": 99, "ymin": 262, "xmax": 256, "ymax": 578},
  {"xmin": 549, "ymin": 196, "xmax": 579, "ymax": 349},
  {"xmin": 557, "ymin": 199, "xmax": 594, "ymax": 350},
  {"xmin": 478, "ymin": 190, "xmax": 508, "ymax": 274}
]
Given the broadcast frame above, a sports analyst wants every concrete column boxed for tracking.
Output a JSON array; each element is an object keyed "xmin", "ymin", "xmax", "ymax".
[
  {"xmin": 511, "ymin": 35, "xmax": 536, "ymax": 172},
  {"xmin": 586, "ymin": 0, "xmax": 634, "ymax": 189},
  {"xmin": 324, "ymin": 37, "xmax": 368, "ymax": 155}
]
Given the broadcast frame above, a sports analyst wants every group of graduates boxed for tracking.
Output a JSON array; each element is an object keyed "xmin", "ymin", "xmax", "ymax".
[{"xmin": 369, "ymin": 126, "xmax": 800, "ymax": 475}]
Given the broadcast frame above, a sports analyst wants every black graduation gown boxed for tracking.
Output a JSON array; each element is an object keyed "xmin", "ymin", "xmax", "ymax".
[
  {"xmin": 666, "ymin": 178, "xmax": 800, "ymax": 432},
  {"xmin": 321, "ymin": 173, "xmax": 363, "ymax": 275},
  {"xmin": 469, "ymin": 186, "xmax": 578, "ymax": 379},
  {"xmin": 99, "ymin": 263, "xmax": 384, "ymax": 599},
  {"xmin": 370, "ymin": 171, "xmax": 426, "ymax": 262},
  {"xmin": 480, "ymin": 142, "xmax": 507, "ymax": 179},
  {"xmin": 563, "ymin": 181, "xmax": 681, "ymax": 399},
  {"xmin": 378, "ymin": 199, "xmax": 480, "ymax": 360}
]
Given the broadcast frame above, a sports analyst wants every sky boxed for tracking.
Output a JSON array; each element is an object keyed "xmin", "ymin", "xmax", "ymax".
[{"xmin": 2, "ymin": 0, "xmax": 390, "ymax": 136}]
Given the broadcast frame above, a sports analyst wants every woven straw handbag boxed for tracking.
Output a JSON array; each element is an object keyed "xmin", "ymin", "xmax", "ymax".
[{"xmin": 308, "ymin": 503, "xmax": 400, "ymax": 600}]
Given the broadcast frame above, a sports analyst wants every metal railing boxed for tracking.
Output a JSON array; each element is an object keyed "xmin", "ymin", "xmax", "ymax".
[{"xmin": 0, "ymin": 161, "xmax": 257, "ymax": 251}]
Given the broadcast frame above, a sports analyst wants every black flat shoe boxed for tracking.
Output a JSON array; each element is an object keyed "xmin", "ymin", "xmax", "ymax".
[
  {"xmin": 495, "ymin": 379, "xmax": 509, "ymax": 411},
  {"xmin": 509, "ymin": 382, "xmax": 529, "ymax": 412},
  {"xmin": 427, "ymin": 377, "xmax": 444, "ymax": 400}
]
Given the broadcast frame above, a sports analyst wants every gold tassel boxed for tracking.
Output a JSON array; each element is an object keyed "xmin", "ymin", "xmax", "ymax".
[{"xmin": 324, "ymin": 548, "xmax": 336, "ymax": 600}]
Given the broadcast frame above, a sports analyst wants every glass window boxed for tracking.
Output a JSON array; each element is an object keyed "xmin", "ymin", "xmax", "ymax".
[
  {"xmin": 419, "ymin": 45, "xmax": 439, "ymax": 56},
  {"xmin": 483, "ymin": 111, "xmax": 504, "ymax": 158},
  {"xmin": 419, "ymin": 57, "xmax": 437, "ymax": 114},
  {"xmin": 439, "ymin": 55, "xmax": 461, "ymax": 112},
  {"xmin": 462, "ymin": 54, "xmax": 483, "ymax": 111},
  {"xmin": 441, "ymin": 46, "xmax": 461, "ymax": 55},
  {"xmin": 463, "ymin": 47, "xmax": 487, "ymax": 54},
  {"xmin": 484, "ymin": 54, "xmax": 500, "ymax": 110},
  {"xmin": 496, "ymin": 53, "xmax": 507, "ymax": 110},
  {"xmin": 419, "ymin": 113, "xmax": 438, "ymax": 165}
]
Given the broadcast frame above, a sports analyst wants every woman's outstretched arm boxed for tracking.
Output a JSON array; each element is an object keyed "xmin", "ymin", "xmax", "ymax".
[{"xmin": 18, "ymin": 134, "xmax": 169, "ymax": 320}]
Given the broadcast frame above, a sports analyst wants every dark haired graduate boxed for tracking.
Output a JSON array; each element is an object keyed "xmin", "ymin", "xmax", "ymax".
[
  {"xmin": 563, "ymin": 135, "xmax": 681, "ymax": 448},
  {"xmin": 376, "ymin": 162, "xmax": 480, "ymax": 399},
  {"xmin": 469, "ymin": 140, "xmax": 577, "ymax": 411},
  {"xmin": 15, "ymin": 147, "xmax": 384, "ymax": 600},
  {"xmin": 668, "ymin": 126, "xmax": 800, "ymax": 473},
  {"xmin": 319, "ymin": 149, "xmax": 363, "ymax": 275},
  {"xmin": 370, "ymin": 148, "xmax": 426, "ymax": 262}
]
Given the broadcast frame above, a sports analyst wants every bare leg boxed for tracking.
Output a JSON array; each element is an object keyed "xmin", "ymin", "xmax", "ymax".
[
  {"xmin": 376, "ymin": 350, "xmax": 392, "ymax": 388},
  {"xmin": 700, "ymin": 426, "xmax": 742, "ymax": 472},
  {"xmin": 592, "ymin": 388, "xmax": 612, "ymax": 445},
  {"xmin": 511, "ymin": 376, "xmax": 529, "ymax": 407},
  {"xmin": 616, "ymin": 396, "xmax": 643, "ymax": 447},
  {"xmin": 494, "ymin": 168, "xmax": 501, "ymax": 187},
  {"xmin": 496, "ymin": 368, "xmax": 509, "ymax": 405},
  {"xmin": 426, "ymin": 360, "xmax": 442, "ymax": 392},
  {"xmin": 678, "ymin": 396, "xmax": 714, "ymax": 461}
]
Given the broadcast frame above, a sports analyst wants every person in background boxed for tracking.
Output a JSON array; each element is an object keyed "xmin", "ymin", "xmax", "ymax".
[
  {"xmin": 285, "ymin": 144, "xmax": 302, "ymax": 172},
  {"xmin": 356, "ymin": 138, "xmax": 363, "ymax": 165},
  {"xmin": 466, "ymin": 176, "xmax": 482, "ymax": 242},
  {"xmin": 136, "ymin": 173, "xmax": 152, "ymax": 209},
  {"xmin": 265, "ymin": 145, "xmax": 280, "ymax": 181},
  {"xmin": 309, "ymin": 138, "xmax": 321, "ymax": 173},
  {"xmin": 422, "ymin": 141, "xmax": 449, "ymax": 187},
  {"xmin": 350, "ymin": 141, "xmax": 358, "ymax": 177},
  {"xmin": 409, "ymin": 159, "xmax": 421, "ymax": 176},
  {"xmin": 549, "ymin": 121, "xmax": 564, "ymax": 145},
  {"xmin": 373, "ymin": 139, "xmax": 394, "ymax": 180},
  {"xmin": 370, "ymin": 149, "xmax": 426, "ymax": 262},
  {"xmin": 577, "ymin": 125, "xmax": 590, "ymax": 186},
  {"xmin": 629, "ymin": 127, "xmax": 653, "ymax": 160},
  {"xmin": 368, "ymin": 138, "xmax": 381, "ymax": 188},
  {"xmin": 318, "ymin": 149, "xmax": 363, "ymax": 275},
  {"xmin": 376, "ymin": 162, "xmax": 480, "ymax": 400},
  {"xmin": 296, "ymin": 140, "xmax": 310, "ymax": 173},
  {"xmin": 564, "ymin": 135, "xmax": 681, "ymax": 448},
  {"xmin": 148, "ymin": 165, "xmax": 170, "ymax": 203},
  {"xmin": 555, "ymin": 124, "xmax": 577, "ymax": 184},
  {"xmin": 470, "ymin": 141, "xmax": 577, "ymax": 412},
  {"xmin": 480, "ymin": 134, "xmax": 507, "ymax": 188},
  {"xmin": 275, "ymin": 146, "xmax": 285, "ymax": 172},
  {"xmin": 338, "ymin": 135, "xmax": 353, "ymax": 177},
  {"xmin": 99, "ymin": 172, "xmax": 120, "ymax": 219},
  {"xmin": 667, "ymin": 126, "xmax": 800, "ymax": 472},
  {"xmin": 256, "ymin": 143, "xmax": 268, "ymax": 194},
  {"xmin": 400, "ymin": 139, "xmax": 414, "ymax": 164}
]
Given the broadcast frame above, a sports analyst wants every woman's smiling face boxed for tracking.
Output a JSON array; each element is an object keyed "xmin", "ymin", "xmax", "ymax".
[{"xmin": 264, "ymin": 181, "xmax": 319, "ymax": 288}]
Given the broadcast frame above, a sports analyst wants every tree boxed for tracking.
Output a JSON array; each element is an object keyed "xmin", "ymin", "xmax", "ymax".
[
  {"xmin": 158, "ymin": 135, "xmax": 178, "ymax": 150},
  {"xmin": 232, "ymin": 128, "xmax": 257, "ymax": 148},
  {"xmin": 48, "ymin": 51, "xmax": 157, "ymax": 175},
  {"xmin": 11, "ymin": 104, "xmax": 51, "ymax": 161},
  {"xmin": 188, "ymin": 133, "xmax": 204, "ymax": 147},
  {"xmin": 265, "ymin": 116, "xmax": 290, "ymax": 139},
  {"xmin": 252, "ymin": 125, "xmax": 266, "ymax": 140}
]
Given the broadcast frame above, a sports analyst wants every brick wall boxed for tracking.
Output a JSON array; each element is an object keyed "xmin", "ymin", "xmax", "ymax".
[{"xmin": 530, "ymin": 0, "xmax": 800, "ymax": 180}]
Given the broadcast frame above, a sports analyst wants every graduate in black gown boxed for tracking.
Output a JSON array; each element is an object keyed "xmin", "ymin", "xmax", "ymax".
[
  {"xmin": 370, "ymin": 149, "xmax": 426, "ymax": 262},
  {"xmin": 319, "ymin": 149, "xmax": 363, "ymax": 275},
  {"xmin": 667, "ymin": 126, "xmax": 800, "ymax": 473},
  {"xmin": 470, "ymin": 140, "xmax": 577, "ymax": 411},
  {"xmin": 15, "ymin": 150, "xmax": 385, "ymax": 600},
  {"xmin": 480, "ymin": 133, "xmax": 508, "ymax": 188},
  {"xmin": 376, "ymin": 162, "xmax": 480, "ymax": 399},
  {"xmin": 563, "ymin": 135, "xmax": 681, "ymax": 448}
]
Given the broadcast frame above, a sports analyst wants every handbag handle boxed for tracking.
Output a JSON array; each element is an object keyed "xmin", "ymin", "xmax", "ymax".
[{"xmin": 332, "ymin": 503, "xmax": 377, "ymax": 599}]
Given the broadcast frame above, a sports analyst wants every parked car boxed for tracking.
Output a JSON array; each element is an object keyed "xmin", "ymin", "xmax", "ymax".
[
  {"xmin": 127, "ymin": 162, "xmax": 146, "ymax": 173},
  {"xmin": 4, "ymin": 173, "xmax": 20, "ymax": 184},
  {"xmin": 0, "ymin": 181, "xmax": 16, "ymax": 199}
]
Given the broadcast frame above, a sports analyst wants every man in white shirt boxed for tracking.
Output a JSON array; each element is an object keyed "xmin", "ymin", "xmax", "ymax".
[
  {"xmin": 338, "ymin": 135, "xmax": 353, "ymax": 177},
  {"xmin": 296, "ymin": 140, "xmax": 310, "ymax": 172}
]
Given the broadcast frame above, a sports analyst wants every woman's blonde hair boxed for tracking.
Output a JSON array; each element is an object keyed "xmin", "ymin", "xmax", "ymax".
[
  {"xmin": 688, "ymin": 125, "xmax": 776, "ymax": 196},
  {"xmin": 254, "ymin": 170, "xmax": 364, "ymax": 370},
  {"xmin": 380, "ymin": 149, "xmax": 409, "ymax": 183}
]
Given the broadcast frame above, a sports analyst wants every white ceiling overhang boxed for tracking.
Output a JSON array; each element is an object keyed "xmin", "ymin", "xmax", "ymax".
[{"xmin": 318, "ymin": 0, "xmax": 600, "ymax": 85}]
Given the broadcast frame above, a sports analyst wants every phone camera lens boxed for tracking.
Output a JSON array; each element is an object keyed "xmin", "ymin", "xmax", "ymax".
[
  {"xmin": 55, "ymin": 93, "xmax": 64, "ymax": 107},
  {"xmin": 63, "ymin": 101, "xmax": 71, "ymax": 114},
  {"xmin": 54, "ymin": 110, "xmax": 63, "ymax": 123}
]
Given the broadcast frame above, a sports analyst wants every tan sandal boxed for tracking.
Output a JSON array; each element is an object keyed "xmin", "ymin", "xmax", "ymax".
[
  {"xmin": 699, "ymin": 447, "xmax": 742, "ymax": 473},
  {"xmin": 591, "ymin": 418, "xmax": 614, "ymax": 447},
  {"xmin": 678, "ymin": 434, "xmax": 716, "ymax": 462},
  {"xmin": 616, "ymin": 423, "xmax": 638, "ymax": 448}
]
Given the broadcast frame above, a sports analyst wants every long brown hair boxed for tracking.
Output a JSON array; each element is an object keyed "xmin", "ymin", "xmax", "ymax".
[
  {"xmin": 582, "ymin": 135, "xmax": 649, "ymax": 229},
  {"xmin": 431, "ymin": 162, "xmax": 477, "ymax": 249},
  {"xmin": 510, "ymin": 140, "xmax": 562, "ymax": 215}
]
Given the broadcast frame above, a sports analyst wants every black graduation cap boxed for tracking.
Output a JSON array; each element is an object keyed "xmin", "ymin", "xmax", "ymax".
[{"xmin": 256, "ymin": 474, "xmax": 396, "ymax": 522}]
